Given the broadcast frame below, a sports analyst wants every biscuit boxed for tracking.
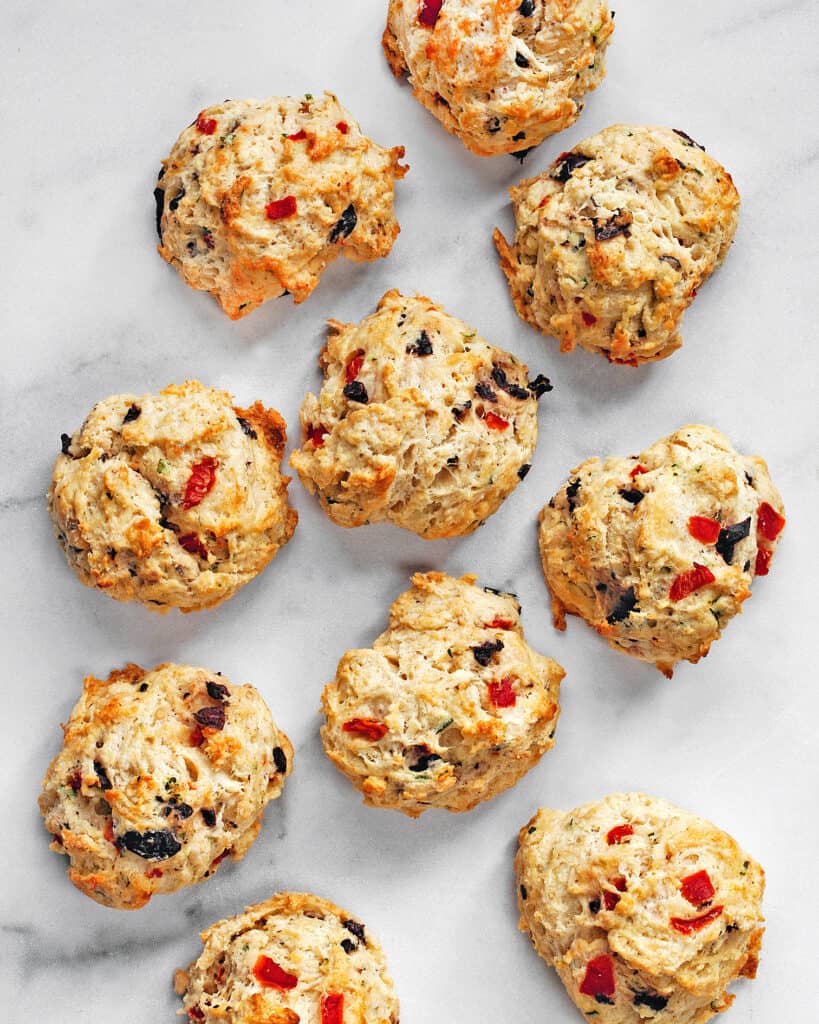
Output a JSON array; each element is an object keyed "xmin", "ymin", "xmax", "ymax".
[
  {"xmin": 174, "ymin": 891, "xmax": 399, "ymax": 1023},
  {"xmin": 290, "ymin": 290, "xmax": 549, "ymax": 539},
  {"xmin": 48, "ymin": 380, "xmax": 297, "ymax": 612},
  {"xmin": 155, "ymin": 94, "xmax": 408, "ymax": 318},
  {"xmin": 383, "ymin": 0, "xmax": 613, "ymax": 157},
  {"xmin": 321, "ymin": 572, "xmax": 564, "ymax": 817},
  {"xmin": 537, "ymin": 425, "xmax": 785, "ymax": 677},
  {"xmin": 494, "ymin": 125, "xmax": 740, "ymax": 363},
  {"xmin": 515, "ymin": 793, "xmax": 765, "ymax": 1023},
  {"xmin": 39, "ymin": 663, "xmax": 293, "ymax": 910}
]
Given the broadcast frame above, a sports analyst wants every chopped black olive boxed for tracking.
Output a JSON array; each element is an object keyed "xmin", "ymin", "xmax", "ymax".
[
  {"xmin": 60, "ymin": 433, "xmax": 72, "ymax": 454},
  {"xmin": 606, "ymin": 587, "xmax": 638, "ymax": 624},
  {"xmin": 589, "ymin": 898, "xmax": 601, "ymax": 914},
  {"xmin": 672, "ymin": 128, "xmax": 705, "ymax": 151},
  {"xmin": 93, "ymin": 761, "xmax": 112, "ymax": 791},
  {"xmin": 174, "ymin": 802, "xmax": 194, "ymax": 819},
  {"xmin": 452, "ymin": 400, "xmax": 472, "ymax": 421},
  {"xmin": 475, "ymin": 381, "xmax": 497, "ymax": 402},
  {"xmin": 715, "ymin": 517, "xmax": 751, "ymax": 565},
  {"xmin": 194, "ymin": 705, "xmax": 226, "ymax": 730},
  {"xmin": 329, "ymin": 204, "xmax": 357, "ymax": 243},
  {"xmin": 634, "ymin": 991, "xmax": 669, "ymax": 1011},
  {"xmin": 512, "ymin": 147, "xmax": 535, "ymax": 163},
  {"xmin": 406, "ymin": 329, "xmax": 433, "ymax": 356},
  {"xmin": 512, "ymin": 131, "xmax": 526, "ymax": 142},
  {"xmin": 343, "ymin": 381, "xmax": 368, "ymax": 404},
  {"xmin": 594, "ymin": 209, "xmax": 632, "ymax": 241},
  {"xmin": 340, "ymin": 938, "xmax": 356, "ymax": 954},
  {"xmin": 743, "ymin": 560, "xmax": 751, "ymax": 573},
  {"xmin": 618, "ymin": 488, "xmax": 644, "ymax": 505},
  {"xmin": 272, "ymin": 746, "xmax": 288, "ymax": 773},
  {"xmin": 515, "ymin": 52, "xmax": 530, "ymax": 68},
  {"xmin": 447, "ymin": 456, "xmax": 459, "ymax": 466},
  {"xmin": 517, "ymin": 463, "xmax": 531, "ymax": 480},
  {"xmin": 487, "ymin": 116, "xmax": 502, "ymax": 133},
  {"xmin": 121, "ymin": 829, "xmax": 181, "ymax": 860},
  {"xmin": 471, "ymin": 639, "xmax": 504, "ymax": 667},
  {"xmin": 138, "ymin": 682, "xmax": 149, "ymax": 692},
  {"xmin": 200, "ymin": 808, "xmax": 216, "ymax": 826},
  {"xmin": 520, "ymin": 884, "xmax": 528, "ymax": 900},
  {"xmin": 745, "ymin": 472, "xmax": 754, "ymax": 487},
  {"xmin": 168, "ymin": 187, "xmax": 185, "ymax": 211},
  {"xmin": 153, "ymin": 185, "xmax": 165, "ymax": 241},
  {"xmin": 237, "ymin": 416, "xmax": 258, "ymax": 439},
  {"xmin": 595, "ymin": 583, "xmax": 608, "ymax": 592},
  {"xmin": 637, "ymin": 328, "xmax": 647, "ymax": 338},
  {"xmin": 595, "ymin": 995, "xmax": 614, "ymax": 1006},
  {"xmin": 343, "ymin": 919, "xmax": 366, "ymax": 943},
  {"xmin": 518, "ymin": 0, "xmax": 535, "ymax": 14},
  {"xmin": 491, "ymin": 366, "xmax": 530, "ymax": 400},
  {"xmin": 566, "ymin": 478, "xmax": 581, "ymax": 512},
  {"xmin": 123, "ymin": 404, "xmax": 141, "ymax": 424},
  {"xmin": 659, "ymin": 254, "xmax": 682, "ymax": 270},
  {"xmin": 528, "ymin": 374, "xmax": 553, "ymax": 398},
  {"xmin": 552, "ymin": 152, "xmax": 592, "ymax": 184},
  {"xmin": 483, "ymin": 586, "xmax": 519, "ymax": 607},
  {"xmin": 206, "ymin": 681, "xmax": 230, "ymax": 701},
  {"xmin": 409, "ymin": 752, "xmax": 441, "ymax": 773}
]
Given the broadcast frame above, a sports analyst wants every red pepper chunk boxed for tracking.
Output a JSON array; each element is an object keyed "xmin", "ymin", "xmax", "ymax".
[
  {"xmin": 343, "ymin": 718, "xmax": 388, "ymax": 741},
  {"xmin": 183, "ymin": 457, "xmax": 218, "ymax": 509},
  {"xmin": 265, "ymin": 196, "xmax": 298, "ymax": 221},
  {"xmin": 179, "ymin": 533, "xmax": 208, "ymax": 559},
  {"xmin": 629, "ymin": 464, "xmax": 648, "ymax": 478},
  {"xmin": 606, "ymin": 823, "xmax": 634, "ymax": 845},
  {"xmin": 486, "ymin": 617, "xmax": 513, "ymax": 630},
  {"xmin": 253, "ymin": 955, "xmax": 298, "ymax": 990},
  {"xmin": 336, "ymin": 121, "xmax": 349, "ymax": 134},
  {"xmin": 307, "ymin": 423, "xmax": 329, "ymax": 448},
  {"xmin": 581, "ymin": 312, "xmax": 597, "ymax": 326},
  {"xmin": 680, "ymin": 869, "xmax": 715, "ymax": 906},
  {"xmin": 103, "ymin": 818, "xmax": 116, "ymax": 845},
  {"xmin": 196, "ymin": 113, "xmax": 217, "ymax": 135},
  {"xmin": 146, "ymin": 867, "xmax": 164, "ymax": 879},
  {"xmin": 688, "ymin": 516, "xmax": 721, "ymax": 544},
  {"xmin": 418, "ymin": 0, "xmax": 444, "ymax": 27},
  {"xmin": 755, "ymin": 547, "xmax": 773, "ymax": 576},
  {"xmin": 670, "ymin": 905, "xmax": 723, "ymax": 935},
  {"xmin": 669, "ymin": 563, "xmax": 715, "ymax": 602},
  {"xmin": 757, "ymin": 501, "xmax": 785, "ymax": 541},
  {"xmin": 321, "ymin": 993, "xmax": 344, "ymax": 1024},
  {"xmin": 579, "ymin": 954, "xmax": 616, "ymax": 1000},
  {"xmin": 484, "ymin": 411, "xmax": 510, "ymax": 431},
  {"xmin": 604, "ymin": 877, "xmax": 626, "ymax": 911},
  {"xmin": 345, "ymin": 352, "xmax": 364, "ymax": 383},
  {"xmin": 487, "ymin": 677, "xmax": 516, "ymax": 708},
  {"xmin": 188, "ymin": 1009, "xmax": 205, "ymax": 1022},
  {"xmin": 189, "ymin": 724, "xmax": 204, "ymax": 747},
  {"xmin": 288, "ymin": 129, "xmax": 307, "ymax": 141}
]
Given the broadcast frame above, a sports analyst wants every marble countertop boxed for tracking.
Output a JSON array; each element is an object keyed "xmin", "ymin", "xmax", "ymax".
[{"xmin": 3, "ymin": 1, "xmax": 817, "ymax": 1020}]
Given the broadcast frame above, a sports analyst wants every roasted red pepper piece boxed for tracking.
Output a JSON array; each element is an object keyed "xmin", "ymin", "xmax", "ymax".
[
  {"xmin": 287, "ymin": 129, "xmax": 307, "ymax": 141},
  {"xmin": 187, "ymin": 1008, "xmax": 205, "ymax": 1022},
  {"xmin": 579, "ymin": 954, "xmax": 616, "ymax": 1000},
  {"xmin": 757, "ymin": 501, "xmax": 785, "ymax": 541},
  {"xmin": 688, "ymin": 516, "xmax": 721, "ymax": 544},
  {"xmin": 146, "ymin": 867, "xmax": 164, "ymax": 879},
  {"xmin": 336, "ymin": 121, "xmax": 349, "ymax": 134},
  {"xmin": 103, "ymin": 818, "xmax": 117, "ymax": 846},
  {"xmin": 670, "ymin": 905, "xmax": 723, "ymax": 934},
  {"xmin": 307, "ymin": 423, "xmax": 329, "ymax": 448},
  {"xmin": 189, "ymin": 724, "xmax": 205, "ymax": 747},
  {"xmin": 680, "ymin": 869, "xmax": 715, "ymax": 906},
  {"xmin": 629, "ymin": 464, "xmax": 648, "ymax": 478},
  {"xmin": 343, "ymin": 718, "xmax": 388, "ymax": 741},
  {"xmin": 418, "ymin": 0, "xmax": 444, "ymax": 27},
  {"xmin": 253, "ymin": 955, "xmax": 298, "ymax": 990},
  {"xmin": 486, "ymin": 617, "xmax": 513, "ymax": 630},
  {"xmin": 603, "ymin": 876, "xmax": 627, "ymax": 913},
  {"xmin": 487, "ymin": 677, "xmax": 516, "ymax": 708},
  {"xmin": 484, "ymin": 411, "xmax": 510, "ymax": 431},
  {"xmin": 755, "ymin": 547, "xmax": 773, "ymax": 576},
  {"xmin": 321, "ymin": 993, "xmax": 344, "ymax": 1024},
  {"xmin": 183, "ymin": 457, "xmax": 218, "ymax": 509},
  {"xmin": 345, "ymin": 352, "xmax": 365, "ymax": 383},
  {"xmin": 179, "ymin": 533, "xmax": 208, "ymax": 559},
  {"xmin": 196, "ymin": 113, "xmax": 217, "ymax": 135},
  {"xmin": 606, "ymin": 824, "xmax": 634, "ymax": 845},
  {"xmin": 265, "ymin": 196, "xmax": 298, "ymax": 220},
  {"xmin": 581, "ymin": 312, "xmax": 597, "ymax": 326},
  {"xmin": 669, "ymin": 563, "xmax": 715, "ymax": 601}
]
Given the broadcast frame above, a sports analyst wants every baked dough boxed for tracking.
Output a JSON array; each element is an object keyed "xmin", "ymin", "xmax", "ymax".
[
  {"xmin": 39, "ymin": 663, "xmax": 293, "ymax": 910},
  {"xmin": 537, "ymin": 425, "xmax": 786, "ymax": 677},
  {"xmin": 174, "ymin": 891, "xmax": 399, "ymax": 1023},
  {"xmin": 48, "ymin": 380, "xmax": 297, "ymax": 612},
  {"xmin": 155, "ymin": 94, "xmax": 408, "ymax": 318},
  {"xmin": 516, "ymin": 793, "xmax": 765, "ymax": 1023},
  {"xmin": 290, "ymin": 289, "xmax": 549, "ymax": 539},
  {"xmin": 383, "ymin": 0, "xmax": 613, "ymax": 156},
  {"xmin": 494, "ymin": 125, "xmax": 740, "ymax": 363},
  {"xmin": 321, "ymin": 572, "xmax": 564, "ymax": 816}
]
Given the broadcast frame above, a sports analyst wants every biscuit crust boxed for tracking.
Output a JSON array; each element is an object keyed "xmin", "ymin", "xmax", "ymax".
[
  {"xmin": 321, "ymin": 572, "xmax": 564, "ymax": 816},
  {"xmin": 537, "ymin": 425, "xmax": 785, "ymax": 676},
  {"xmin": 48, "ymin": 380, "xmax": 297, "ymax": 612},
  {"xmin": 515, "ymin": 793, "xmax": 765, "ymax": 1023},
  {"xmin": 175, "ymin": 891, "xmax": 399, "ymax": 1023},
  {"xmin": 39, "ymin": 663, "xmax": 293, "ymax": 910},
  {"xmin": 384, "ymin": 0, "xmax": 613, "ymax": 156},
  {"xmin": 156, "ymin": 94, "xmax": 408, "ymax": 318},
  {"xmin": 494, "ymin": 125, "xmax": 740, "ymax": 363},
  {"xmin": 290, "ymin": 289, "xmax": 546, "ymax": 539}
]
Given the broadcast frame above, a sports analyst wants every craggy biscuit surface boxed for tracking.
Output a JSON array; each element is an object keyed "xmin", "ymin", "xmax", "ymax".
[
  {"xmin": 538, "ymin": 425, "xmax": 785, "ymax": 676},
  {"xmin": 383, "ymin": 0, "xmax": 613, "ymax": 156},
  {"xmin": 39, "ymin": 663, "xmax": 292, "ymax": 910},
  {"xmin": 516, "ymin": 793, "xmax": 765, "ymax": 1023},
  {"xmin": 321, "ymin": 572, "xmax": 564, "ymax": 816},
  {"xmin": 175, "ymin": 891, "xmax": 399, "ymax": 1023},
  {"xmin": 290, "ymin": 290, "xmax": 549, "ymax": 539},
  {"xmin": 48, "ymin": 380, "xmax": 296, "ymax": 612},
  {"xmin": 155, "ymin": 94, "xmax": 407, "ymax": 318},
  {"xmin": 494, "ymin": 125, "xmax": 740, "ymax": 363}
]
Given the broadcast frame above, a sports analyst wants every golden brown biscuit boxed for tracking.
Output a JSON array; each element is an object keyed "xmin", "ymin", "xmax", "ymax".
[
  {"xmin": 174, "ymin": 891, "xmax": 399, "ymax": 1023},
  {"xmin": 494, "ymin": 125, "xmax": 740, "ymax": 363},
  {"xmin": 155, "ymin": 94, "xmax": 408, "ymax": 318},
  {"xmin": 39, "ymin": 663, "xmax": 293, "ymax": 910},
  {"xmin": 321, "ymin": 572, "xmax": 564, "ymax": 816},
  {"xmin": 383, "ymin": 0, "xmax": 613, "ymax": 156},
  {"xmin": 48, "ymin": 380, "xmax": 296, "ymax": 612},
  {"xmin": 516, "ymin": 793, "xmax": 765, "ymax": 1023},
  {"xmin": 290, "ymin": 289, "xmax": 550, "ymax": 539},
  {"xmin": 537, "ymin": 425, "xmax": 786, "ymax": 676}
]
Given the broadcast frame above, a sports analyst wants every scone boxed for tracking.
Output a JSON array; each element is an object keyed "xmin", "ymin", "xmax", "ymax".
[
  {"xmin": 290, "ymin": 289, "xmax": 550, "ymax": 539},
  {"xmin": 39, "ymin": 663, "xmax": 293, "ymax": 910},
  {"xmin": 48, "ymin": 380, "xmax": 297, "ymax": 612},
  {"xmin": 383, "ymin": 0, "xmax": 613, "ymax": 157},
  {"xmin": 321, "ymin": 572, "xmax": 564, "ymax": 816},
  {"xmin": 155, "ymin": 93, "xmax": 408, "ymax": 318},
  {"xmin": 515, "ymin": 793, "xmax": 765, "ymax": 1023},
  {"xmin": 174, "ymin": 891, "xmax": 399, "ymax": 1023},
  {"xmin": 494, "ymin": 125, "xmax": 740, "ymax": 363},
  {"xmin": 537, "ymin": 425, "xmax": 785, "ymax": 677}
]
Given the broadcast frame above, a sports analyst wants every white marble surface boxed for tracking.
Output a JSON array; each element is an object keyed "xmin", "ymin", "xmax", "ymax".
[{"xmin": 3, "ymin": 1, "xmax": 818, "ymax": 1020}]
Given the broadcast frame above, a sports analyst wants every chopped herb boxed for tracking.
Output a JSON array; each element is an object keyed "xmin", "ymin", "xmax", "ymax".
[
  {"xmin": 436, "ymin": 718, "xmax": 454, "ymax": 733},
  {"xmin": 673, "ymin": 128, "xmax": 705, "ymax": 150}
]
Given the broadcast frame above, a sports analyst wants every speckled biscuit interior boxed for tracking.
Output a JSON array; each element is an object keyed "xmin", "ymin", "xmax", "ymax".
[
  {"xmin": 384, "ymin": 0, "xmax": 613, "ymax": 156},
  {"xmin": 39, "ymin": 663, "xmax": 293, "ymax": 910},
  {"xmin": 321, "ymin": 571, "xmax": 564, "ymax": 816},
  {"xmin": 537, "ymin": 424, "xmax": 785, "ymax": 676},
  {"xmin": 516, "ymin": 793, "xmax": 765, "ymax": 1023},
  {"xmin": 290, "ymin": 289, "xmax": 550, "ymax": 539},
  {"xmin": 494, "ymin": 125, "xmax": 740, "ymax": 363},
  {"xmin": 155, "ymin": 93, "xmax": 408, "ymax": 318}
]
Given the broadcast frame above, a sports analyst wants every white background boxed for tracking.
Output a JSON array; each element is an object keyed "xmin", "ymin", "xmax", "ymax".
[{"xmin": 3, "ymin": 1, "xmax": 817, "ymax": 1020}]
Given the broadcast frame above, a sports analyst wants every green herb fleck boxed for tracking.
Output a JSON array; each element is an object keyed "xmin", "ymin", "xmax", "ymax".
[
  {"xmin": 164, "ymin": 776, "xmax": 176, "ymax": 791},
  {"xmin": 304, "ymin": 93, "xmax": 313, "ymax": 101},
  {"xmin": 528, "ymin": 826, "xmax": 536, "ymax": 834},
  {"xmin": 436, "ymin": 718, "xmax": 454, "ymax": 734},
  {"xmin": 157, "ymin": 459, "xmax": 168, "ymax": 475}
]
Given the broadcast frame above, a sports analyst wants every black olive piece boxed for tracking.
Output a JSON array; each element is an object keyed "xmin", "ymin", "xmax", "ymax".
[
  {"xmin": 551, "ymin": 152, "xmax": 592, "ymax": 184},
  {"xmin": 409, "ymin": 752, "xmax": 441, "ymax": 773},
  {"xmin": 200, "ymin": 808, "xmax": 216, "ymax": 826},
  {"xmin": 594, "ymin": 209, "xmax": 632, "ymax": 241},
  {"xmin": 471, "ymin": 639, "xmax": 504, "ymax": 667},
  {"xmin": 595, "ymin": 995, "xmax": 614, "ymax": 1006},
  {"xmin": 186, "ymin": 240, "xmax": 197, "ymax": 254},
  {"xmin": 121, "ymin": 829, "xmax": 181, "ymax": 860},
  {"xmin": 272, "ymin": 746, "xmax": 288, "ymax": 773},
  {"xmin": 329, "ymin": 204, "xmax": 357, "ymax": 243},
  {"xmin": 406, "ymin": 329, "xmax": 433, "ymax": 356},
  {"xmin": 606, "ymin": 587, "xmax": 638, "ymax": 624},
  {"xmin": 340, "ymin": 938, "xmax": 356, "ymax": 954},
  {"xmin": 121, "ymin": 405, "xmax": 141, "ymax": 425},
  {"xmin": 566, "ymin": 478, "xmax": 581, "ymax": 513},
  {"xmin": 528, "ymin": 374, "xmax": 553, "ymax": 398},
  {"xmin": 634, "ymin": 992, "xmax": 669, "ymax": 1011},
  {"xmin": 672, "ymin": 128, "xmax": 705, "ymax": 150},
  {"xmin": 138, "ymin": 682, "xmax": 149, "ymax": 692},
  {"xmin": 515, "ymin": 52, "xmax": 530, "ymax": 68},
  {"xmin": 659, "ymin": 254, "xmax": 682, "ymax": 270},
  {"xmin": 520, "ymin": 884, "xmax": 528, "ymax": 900},
  {"xmin": 512, "ymin": 146, "xmax": 535, "ymax": 162},
  {"xmin": 518, "ymin": 0, "xmax": 535, "ymax": 14},
  {"xmin": 637, "ymin": 328, "xmax": 647, "ymax": 338},
  {"xmin": 447, "ymin": 456, "xmax": 459, "ymax": 466},
  {"xmin": 491, "ymin": 366, "xmax": 529, "ymax": 400},
  {"xmin": 589, "ymin": 898, "xmax": 601, "ymax": 914},
  {"xmin": 175, "ymin": 803, "xmax": 194, "ymax": 819},
  {"xmin": 715, "ymin": 517, "xmax": 751, "ymax": 565},
  {"xmin": 60, "ymin": 433, "xmax": 72, "ymax": 454},
  {"xmin": 168, "ymin": 187, "xmax": 185, "ymax": 211},
  {"xmin": 484, "ymin": 585, "xmax": 519, "ymax": 603},
  {"xmin": 452, "ymin": 400, "xmax": 472, "ymax": 421},
  {"xmin": 153, "ymin": 185, "xmax": 165, "ymax": 241},
  {"xmin": 487, "ymin": 116, "xmax": 502, "ymax": 133},
  {"xmin": 475, "ymin": 381, "xmax": 497, "ymax": 402},
  {"xmin": 618, "ymin": 488, "xmax": 644, "ymax": 505},
  {"xmin": 343, "ymin": 380, "xmax": 368, "ymax": 404},
  {"xmin": 512, "ymin": 131, "xmax": 526, "ymax": 142},
  {"xmin": 595, "ymin": 583, "xmax": 608, "ymax": 592},
  {"xmin": 206, "ymin": 681, "xmax": 230, "ymax": 702},
  {"xmin": 343, "ymin": 919, "xmax": 366, "ymax": 943},
  {"xmin": 237, "ymin": 416, "xmax": 258, "ymax": 439},
  {"xmin": 517, "ymin": 463, "xmax": 531, "ymax": 480},
  {"xmin": 743, "ymin": 560, "xmax": 751, "ymax": 573},
  {"xmin": 194, "ymin": 705, "xmax": 226, "ymax": 730},
  {"xmin": 93, "ymin": 761, "xmax": 112, "ymax": 791}
]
